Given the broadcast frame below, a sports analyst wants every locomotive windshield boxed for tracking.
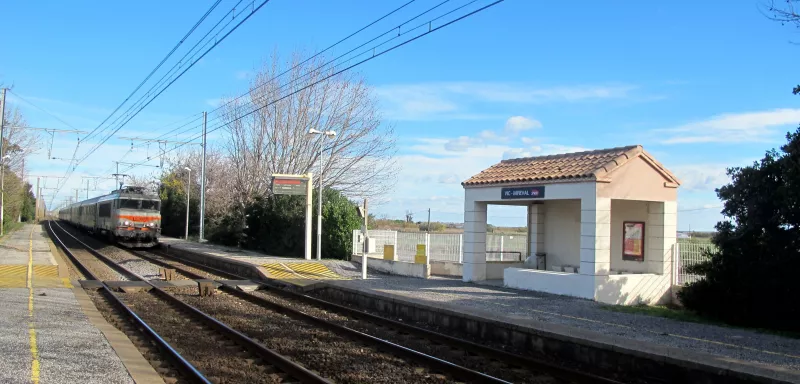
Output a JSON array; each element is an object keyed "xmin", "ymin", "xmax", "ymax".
[{"xmin": 119, "ymin": 199, "xmax": 161, "ymax": 211}]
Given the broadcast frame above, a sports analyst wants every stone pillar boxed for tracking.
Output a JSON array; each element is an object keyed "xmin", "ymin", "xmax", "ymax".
[
  {"xmin": 463, "ymin": 200, "xmax": 487, "ymax": 282},
  {"xmin": 579, "ymin": 197, "xmax": 611, "ymax": 276},
  {"xmin": 646, "ymin": 201, "xmax": 677, "ymax": 275},
  {"xmin": 528, "ymin": 203, "xmax": 545, "ymax": 269}
]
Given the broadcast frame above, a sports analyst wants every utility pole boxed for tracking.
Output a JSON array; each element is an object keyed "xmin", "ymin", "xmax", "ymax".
[
  {"xmin": 199, "ymin": 111, "xmax": 207, "ymax": 241},
  {"xmin": 35, "ymin": 177, "xmax": 40, "ymax": 223},
  {"xmin": 86, "ymin": 179, "xmax": 90, "ymax": 199},
  {"xmin": 427, "ymin": 208, "xmax": 431, "ymax": 233},
  {"xmin": 0, "ymin": 87, "xmax": 7, "ymax": 236}
]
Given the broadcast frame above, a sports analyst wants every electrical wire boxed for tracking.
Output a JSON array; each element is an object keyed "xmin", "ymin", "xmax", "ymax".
[
  {"xmin": 118, "ymin": 0, "xmax": 505, "ymax": 176},
  {"xmin": 119, "ymin": 0, "xmax": 429, "ymax": 152},
  {"xmin": 80, "ymin": 0, "xmax": 223, "ymax": 143}
]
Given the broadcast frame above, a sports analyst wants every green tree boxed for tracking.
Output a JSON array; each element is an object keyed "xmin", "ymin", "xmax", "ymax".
[
  {"xmin": 678, "ymin": 126, "xmax": 800, "ymax": 331},
  {"xmin": 242, "ymin": 188, "xmax": 360, "ymax": 259}
]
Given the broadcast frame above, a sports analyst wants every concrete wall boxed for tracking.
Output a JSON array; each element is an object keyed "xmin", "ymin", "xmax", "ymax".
[
  {"xmin": 597, "ymin": 156, "xmax": 678, "ymax": 201},
  {"xmin": 504, "ymin": 268, "xmax": 594, "ymax": 299},
  {"xmin": 595, "ymin": 273, "xmax": 672, "ymax": 305},
  {"xmin": 486, "ymin": 261, "xmax": 525, "ymax": 279},
  {"xmin": 365, "ymin": 258, "xmax": 430, "ymax": 279},
  {"xmin": 609, "ymin": 200, "xmax": 650, "ymax": 273},
  {"xmin": 543, "ymin": 200, "xmax": 581, "ymax": 269},
  {"xmin": 430, "ymin": 261, "xmax": 462, "ymax": 277}
]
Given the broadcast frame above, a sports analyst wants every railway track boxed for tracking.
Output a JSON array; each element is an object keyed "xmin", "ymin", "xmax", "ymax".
[
  {"xmin": 51, "ymin": 221, "xmax": 625, "ymax": 384},
  {"xmin": 48, "ymin": 221, "xmax": 330, "ymax": 384}
]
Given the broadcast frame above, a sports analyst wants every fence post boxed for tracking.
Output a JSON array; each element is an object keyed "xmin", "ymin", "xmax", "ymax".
[
  {"xmin": 393, "ymin": 231, "xmax": 398, "ymax": 261},
  {"xmin": 500, "ymin": 236, "xmax": 504, "ymax": 261},
  {"xmin": 425, "ymin": 233, "xmax": 430, "ymax": 259},
  {"xmin": 458, "ymin": 234, "xmax": 463, "ymax": 263},
  {"xmin": 674, "ymin": 242, "xmax": 681, "ymax": 285}
]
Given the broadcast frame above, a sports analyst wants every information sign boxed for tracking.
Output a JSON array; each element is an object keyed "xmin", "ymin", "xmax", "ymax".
[
  {"xmin": 622, "ymin": 221, "xmax": 645, "ymax": 261},
  {"xmin": 272, "ymin": 176, "xmax": 308, "ymax": 195},
  {"xmin": 501, "ymin": 186, "xmax": 545, "ymax": 199}
]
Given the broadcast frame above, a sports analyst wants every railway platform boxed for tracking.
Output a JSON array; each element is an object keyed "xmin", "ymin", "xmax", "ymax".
[
  {"xmin": 164, "ymin": 235, "xmax": 800, "ymax": 383},
  {"xmin": 0, "ymin": 223, "xmax": 159, "ymax": 384}
]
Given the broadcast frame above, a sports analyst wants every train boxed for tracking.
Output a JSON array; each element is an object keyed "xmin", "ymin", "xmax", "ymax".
[{"xmin": 58, "ymin": 186, "xmax": 162, "ymax": 247}]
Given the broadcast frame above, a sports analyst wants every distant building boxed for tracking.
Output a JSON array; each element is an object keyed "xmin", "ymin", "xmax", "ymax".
[{"xmin": 677, "ymin": 232, "xmax": 691, "ymax": 239}]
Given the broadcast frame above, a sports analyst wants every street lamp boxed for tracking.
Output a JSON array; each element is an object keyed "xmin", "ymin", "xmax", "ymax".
[
  {"xmin": 184, "ymin": 167, "xmax": 191, "ymax": 240},
  {"xmin": 308, "ymin": 128, "xmax": 336, "ymax": 260},
  {"xmin": 0, "ymin": 154, "xmax": 10, "ymax": 236}
]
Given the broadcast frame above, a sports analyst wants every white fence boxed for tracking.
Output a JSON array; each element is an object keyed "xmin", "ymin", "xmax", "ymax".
[
  {"xmin": 676, "ymin": 239, "xmax": 715, "ymax": 285},
  {"xmin": 352, "ymin": 230, "xmax": 528, "ymax": 262}
]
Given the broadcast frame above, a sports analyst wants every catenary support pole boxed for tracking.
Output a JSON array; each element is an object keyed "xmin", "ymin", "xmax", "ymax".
[
  {"xmin": 199, "ymin": 111, "xmax": 207, "ymax": 241},
  {"xmin": 316, "ymin": 144, "xmax": 324, "ymax": 260},
  {"xmin": 0, "ymin": 88, "xmax": 7, "ymax": 236},
  {"xmin": 305, "ymin": 173, "xmax": 313, "ymax": 260},
  {"xmin": 35, "ymin": 177, "xmax": 40, "ymax": 223},
  {"xmin": 427, "ymin": 208, "xmax": 431, "ymax": 232},
  {"xmin": 185, "ymin": 168, "xmax": 191, "ymax": 239},
  {"xmin": 362, "ymin": 198, "xmax": 368, "ymax": 279}
]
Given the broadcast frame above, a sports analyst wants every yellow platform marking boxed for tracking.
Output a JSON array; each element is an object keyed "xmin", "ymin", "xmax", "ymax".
[
  {"xmin": 262, "ymin": 263, "xmax": 297, "ymax": 280},
  {"xmin": 285, "ymin": 262, "xmax": 346, "ymax": 280},
  {"xmin": 27, "ymin": 225, "xmax": 41, "ymax": 384},
  {"xmin": 0, "ymin": 264, "xmax": 71, "ymax": 288}
]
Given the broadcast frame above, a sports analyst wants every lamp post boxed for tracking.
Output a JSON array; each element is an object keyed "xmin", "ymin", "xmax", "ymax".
[
  {"xmin": 308, "ymin": 128, "xmax": 336, "ymax": 260},
  {"xmin": 184, "ymin": 167, "xmax": 191, "ymax": 240},
  {"xmin": 0, "ymin": 154, "xmax": 10, "ymax": 236}
]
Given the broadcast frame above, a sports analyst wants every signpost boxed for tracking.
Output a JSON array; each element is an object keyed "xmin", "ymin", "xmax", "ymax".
[
  {"xmin": 501, "ymin": 186, "xmax": 545, "ymax": 199},
  {"xmin": 272, "ymin": 173, "xmax": 313, "ymax": 260}
]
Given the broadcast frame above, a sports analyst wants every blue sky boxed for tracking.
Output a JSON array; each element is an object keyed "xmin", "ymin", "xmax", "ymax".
[{"xmin": 1, "ymin": 0, "xmax": 799, "ymax": 230}]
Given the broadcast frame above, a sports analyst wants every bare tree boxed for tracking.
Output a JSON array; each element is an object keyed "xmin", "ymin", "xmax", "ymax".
[
  {"xmin": 220, "ymin": 52, "xmax": 397, "ymax": 212},
  {"xmin": 764, "ymin": 0, "xmax": 800, "ymax": 93},
  {"xmin": 162, "ymin": 146, "xmax": 236, "ymax": 225},
  {"xmin": 2, "ymin": 103, "xmax": 40, "ymax": 174},
  {"xmin": 766, "ymin": 0, "xmax": 800, "ymax": 27}
]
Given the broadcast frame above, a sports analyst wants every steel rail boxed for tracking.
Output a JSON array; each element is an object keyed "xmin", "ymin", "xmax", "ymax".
[
  {"xmin": 130, "ymin": 250, "xmax": 509, "ymax": 384},
  {"xmin": 50, "ymin": 221, "xmax": 331, "ymax": 384},
  {"xmin": 138, "ymin": 247, "xmax": 622, "ymax": 384},
  {"xmin": 45, "ymin": 221, "xmax": 211, "ymax": 384}
]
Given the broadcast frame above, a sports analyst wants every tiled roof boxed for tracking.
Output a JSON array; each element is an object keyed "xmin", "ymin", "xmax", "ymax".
[{"xmin": 462, "ymin": 145, "xmax": 679, "ymax": 186}]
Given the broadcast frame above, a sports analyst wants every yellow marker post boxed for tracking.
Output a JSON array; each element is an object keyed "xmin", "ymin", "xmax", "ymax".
[
  {"xmin": 383, "ymin": 245, "xmax": 394, "ymax": 261},
  {"xmin": 415, "ymin": 244, "xmax": 427, "ymax": 264}
]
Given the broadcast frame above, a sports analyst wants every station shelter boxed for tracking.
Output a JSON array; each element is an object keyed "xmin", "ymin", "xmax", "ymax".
[{"xmin": 462, "ymin": 145, "xmax": 680, "ymax": 305}]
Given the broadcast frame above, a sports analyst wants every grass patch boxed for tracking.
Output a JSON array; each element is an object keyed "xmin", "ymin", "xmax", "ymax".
[
  {"xmin": 600, "ymin": 303, "xmax": 712, "ymax": 324},
  {"xmin": 600, "ymin": 303, "xmax": 800, "ymax": 339},
  {"xmin": 0, "ymin": 221, "xmax": 24, "ymax": 241}
]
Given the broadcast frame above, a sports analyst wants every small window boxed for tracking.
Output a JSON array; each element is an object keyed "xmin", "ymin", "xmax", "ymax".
[
  {"xmin": 99, "ymin": 203, "xmax": 111, "ymax": 218},
  {"xmin": 119, "ymin": 199, "xmax": 141, "ymax": 209},
  {"xmin": 141, "ymin": 200, "xmax": 160, "ymax": 211}
]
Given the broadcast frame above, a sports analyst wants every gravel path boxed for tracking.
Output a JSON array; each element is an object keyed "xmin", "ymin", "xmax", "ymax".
[
  {"xmin": 331, "ymin": 276, "xmax": 800, "ymax": 371},
  {"xmin": 178, "ymin": 291, "xmax": 451, "ymax": 384}
]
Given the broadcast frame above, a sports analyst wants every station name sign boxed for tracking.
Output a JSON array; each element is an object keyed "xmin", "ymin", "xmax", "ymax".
[
  {"xmin": 501, "ymin": 186, "xmax": 545, "ymax": 199},
  {"xmin": 272, "ymin": 176, "xmax": 308, "ymax": 196}
]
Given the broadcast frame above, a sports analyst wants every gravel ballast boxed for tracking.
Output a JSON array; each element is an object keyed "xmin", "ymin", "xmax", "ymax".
[
  {"xmin": 178, "ymin": 291, "xmax": 451, "ymax": 384},
  {"xmin": 328, "ymin": 276, "xmax": 800, "ymax": 371}
]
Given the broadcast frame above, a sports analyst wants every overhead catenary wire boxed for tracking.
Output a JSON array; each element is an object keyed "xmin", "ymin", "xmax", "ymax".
[
  {"xmin": 82, "ymin": 0, "xmax": 248, "ymax": 146},
  {"xmin": 79, "ymin": 0, "xmax": 223, "ymax": 144},
  {"xmin": 118, "ymin": 0, "xmax": 505, "ymax": 176},
  {"xmin": 78, "ymin": 0, "xmax": 267, "ymax": 160},
  {"xmin": 49, "ymin": 0, "xmax": 270, "ymax": 206},
  {"xmin": 197, "ymin": 0, "xmax": 462, "ymax": 133}
]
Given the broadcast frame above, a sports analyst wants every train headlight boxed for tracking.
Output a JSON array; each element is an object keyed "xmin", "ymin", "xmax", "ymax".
[{"xmin": 123, "ymin": 220, "xmax": 130, "ymax": 226}]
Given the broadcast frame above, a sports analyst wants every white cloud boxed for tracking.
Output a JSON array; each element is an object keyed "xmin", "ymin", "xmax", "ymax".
[
  {"xmin": 504, "ymin": 116, "xmax": 542, "ymax": 133},
  {"xmin": 205, "ymin": 98, "xmax": 224, "ymax": 108},
  {"xmin": 374, "ymin": 82, "xmax": 636, "ymax": 121},
  {"xmin": 671, "ymin": 164, "xmax": 731, "ymax": 192},
  {"xmin": 657, "ymin": 108, "xmax": 800, "ymax": 144},
  {"xmin": 234, "ymin": 70, "xmax": 251, "ymax": 80}
]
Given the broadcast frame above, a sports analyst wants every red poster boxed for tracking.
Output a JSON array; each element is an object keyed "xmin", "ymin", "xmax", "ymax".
[{"xmin": 623, "ymin": 221, "xmax": 645, "ymax": 261}]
